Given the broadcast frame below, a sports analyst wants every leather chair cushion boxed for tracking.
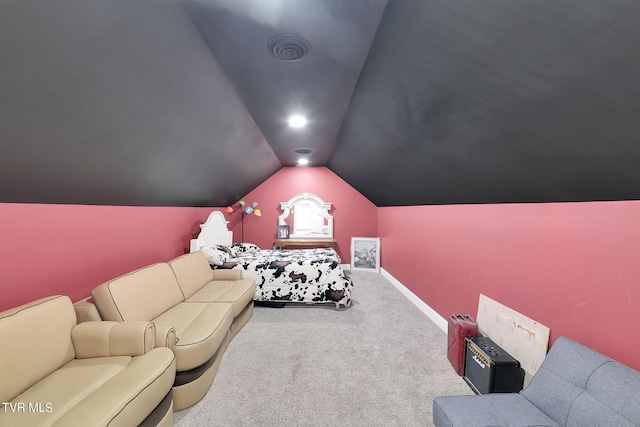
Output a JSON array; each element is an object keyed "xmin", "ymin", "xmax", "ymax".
[
  {"xmin": 1, "ymin": 348, "xmax": 176, "ymax": 427},
  {"xmin": 168, "ymin": 251, "xmax": 216, "ymax": 300},
  {"xmin": 0, "ymin": 295, "xmax": 76, "ymax": 403},
  {"xmin": 92, "ymin": 263, "xmax": 184, "ymax": 322},
  {"xmin": 186, "ymin": 279, "xmax": 256, "ymax": 317},
  {"xmin": 152, "ymin": 302, "xmax": 233, "ymax": 371}
]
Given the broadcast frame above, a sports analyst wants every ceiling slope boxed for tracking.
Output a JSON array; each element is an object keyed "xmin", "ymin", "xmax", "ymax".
[
  {"xmin": 0, "ymin": 0, "xmax": 280, "ymax": 206},
  {"xmin": 180, "ymin": 0, "xmax": 388, "ymax": 166},
  {"xmin": 329, "ymin": 0, "xmax": 640, "ymax": 206},
  {"xmin": 4, "ymin": 0, "xmax": 640, "ymax": 208}
]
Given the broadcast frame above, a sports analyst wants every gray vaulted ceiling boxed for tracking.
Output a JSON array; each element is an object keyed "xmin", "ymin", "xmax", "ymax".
[{"xmin": 2, "ymin": 0, "xmax": 640, "ymax": 207}]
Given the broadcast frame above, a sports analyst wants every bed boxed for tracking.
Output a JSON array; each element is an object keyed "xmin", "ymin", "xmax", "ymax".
[{"xmin": 190, "ymin": 211, "xmax": 353, "ymax": 308}]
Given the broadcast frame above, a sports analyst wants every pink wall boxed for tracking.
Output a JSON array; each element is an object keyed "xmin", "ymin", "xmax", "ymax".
[
  {"xmin": 378, "ymin": 201, "xmax": 640, "ymax": 371},
  {"xmin": 0, "ymin": 167, "xmax": 376, "ymax": 312},
  {"xmin": 235, "ymin": 167, "xmax": 378, "ymax": 263},
  {"xmin": 0, "ymin": 203, "xmax": 216, "ymax": 312},
  {"xmin": 3, "ymin": 179, "xmax": 637, "ymax": 372}
]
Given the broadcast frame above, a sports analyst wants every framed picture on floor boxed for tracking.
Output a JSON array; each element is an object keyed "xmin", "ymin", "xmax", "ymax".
[{"xmin": 350, "ymin": 237, "xmax": 380, "ymax": 273}]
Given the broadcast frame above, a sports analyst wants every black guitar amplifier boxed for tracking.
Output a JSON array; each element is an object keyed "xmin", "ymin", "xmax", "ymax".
[{"xmin": 463, "ymin": 336, "xmax": 524, "ymax": 394}]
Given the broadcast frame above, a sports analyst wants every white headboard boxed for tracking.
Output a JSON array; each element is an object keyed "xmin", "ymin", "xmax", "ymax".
[{"xmin": 189, "ymin": 211, "xmax": 233, "ymax": 252}]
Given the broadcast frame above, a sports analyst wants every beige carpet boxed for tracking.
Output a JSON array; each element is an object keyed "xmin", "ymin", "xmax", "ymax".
[{"xmin": 173, "ymin": 271, "xmax": 472, "ymax": 426}]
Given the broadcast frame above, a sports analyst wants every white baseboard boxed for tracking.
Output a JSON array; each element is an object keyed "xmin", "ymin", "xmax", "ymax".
[{"xmin": 380, "ymin": 268, "xmax": 447, "ymax": 333}]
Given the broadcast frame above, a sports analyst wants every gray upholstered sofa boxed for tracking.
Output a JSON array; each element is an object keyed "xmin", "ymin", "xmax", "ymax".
[{"xmin": 433, "ymin": 336, "xmax": 640, "ymax": 427}]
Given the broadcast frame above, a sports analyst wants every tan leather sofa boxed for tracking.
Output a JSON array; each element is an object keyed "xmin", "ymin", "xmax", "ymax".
[
  {"xmin": 0, "ymin": 295, "xmax": 176, "ymax": 427},
  {"xmin": 168, "ymin": 251, "xmax": 255, "ymax": 338},
  {"xmin": 91, "ymin": 251, "xmax": 255, "ymax": 411}
]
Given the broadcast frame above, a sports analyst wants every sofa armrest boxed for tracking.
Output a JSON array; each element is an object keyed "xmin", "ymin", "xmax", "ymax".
[
  {"xmin": 73, "ymin": 297, "xmax": 102, "ymax": 323},
  {"xmin": 71, "ymin": 321, "xmax": 156, "ymax": 358},
  {"xmin": 211, "ymin": 269, "xmax": 243, "ymax": 280},
  {"xmin": 154, "ymin": 323, "xmax": 177, "ymax": 351}
]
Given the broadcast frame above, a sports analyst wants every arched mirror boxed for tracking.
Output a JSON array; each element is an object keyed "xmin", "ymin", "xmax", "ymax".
[{"xmin": 278, "ymin": 193, "xmax": 333, "ymax": 238}]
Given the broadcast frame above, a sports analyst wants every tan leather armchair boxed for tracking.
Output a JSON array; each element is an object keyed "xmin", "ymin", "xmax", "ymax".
[{"xmin": 0, "ymin": 295, "xmax": 175, "ymax": 427}]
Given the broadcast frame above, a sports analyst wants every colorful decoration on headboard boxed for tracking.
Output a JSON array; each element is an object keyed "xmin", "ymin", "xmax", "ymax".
[{"xmin": 225, "ymin": 201, "xmax": 261, "ymax": 242}]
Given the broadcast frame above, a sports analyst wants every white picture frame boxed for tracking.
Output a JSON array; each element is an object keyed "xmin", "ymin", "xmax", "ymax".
[{"xmin": 350, "ymin": 237, "xmax": 381, "ymax": 272}]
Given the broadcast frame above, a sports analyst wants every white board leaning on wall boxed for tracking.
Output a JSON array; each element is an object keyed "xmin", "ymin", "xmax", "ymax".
[{"xmin": 476, "ymin": 294, "xmax": 550, "ymax": 388}]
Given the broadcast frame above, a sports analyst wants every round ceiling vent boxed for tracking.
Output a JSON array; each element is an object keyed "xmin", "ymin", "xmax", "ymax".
[
  {"xmin": 295, "ymin": 148, "xmax": 313, "ymax": 155},
  {"xmin": 268, "ymin": 34, "xmax": 310, "ymax": 62}
]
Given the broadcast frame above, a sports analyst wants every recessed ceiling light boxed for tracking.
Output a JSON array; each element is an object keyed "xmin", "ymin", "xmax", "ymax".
[
  {"xmin": 288, "ymin": 115, "xmax": 307, "ymax": 128},
  {"xmin": 298, "ymin": 158, "xmax": 309, "ymax": 166}
]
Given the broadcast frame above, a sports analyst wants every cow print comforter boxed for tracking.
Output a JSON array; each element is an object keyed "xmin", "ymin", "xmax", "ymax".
[{"xmin": 212, "ymin": 248, "xmax": 353, "ymax": 307}]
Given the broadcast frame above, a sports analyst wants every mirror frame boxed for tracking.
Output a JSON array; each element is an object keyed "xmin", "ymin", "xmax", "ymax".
[{"xmin": 278, "ymin": 193, "xmax": 333, "ymax": 238}]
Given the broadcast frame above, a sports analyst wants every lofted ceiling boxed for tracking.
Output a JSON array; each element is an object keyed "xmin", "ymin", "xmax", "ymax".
[{"xmin": 1, "ymin": 0, "xmax": 640, "ymax": 207}]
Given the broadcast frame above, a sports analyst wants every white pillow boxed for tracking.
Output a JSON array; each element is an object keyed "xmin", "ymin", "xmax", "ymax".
[
  {"xmin": 231, "ymin": 242, "xmax": 260, "ymax": 254},
  {"xmin": 200, "ymin": 246, "xmax": 228, "ymax": 266},
  {"xmin": 213, "ymin": 244, "xmax": 237, "ymax": 257}
]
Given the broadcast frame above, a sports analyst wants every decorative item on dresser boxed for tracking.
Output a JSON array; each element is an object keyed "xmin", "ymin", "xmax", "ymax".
[{"xmin": 277, "ymin": 224, "xmax": 290, "ymax": 239}]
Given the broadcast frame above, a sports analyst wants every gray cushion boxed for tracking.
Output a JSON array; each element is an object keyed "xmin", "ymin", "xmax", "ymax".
[
  {"xmin": 521, "ymin": 336, "xmax": 611, "ymax": 425},
  {"xmin": 566, "ymin": 392, "xmax": 637, "ymax": 427},
  {"xmin": 433, "ymin": 394, "xmax": 559, "ymax": 427},
  {"xmin": 565, "ymin": 360, "xmax": 640, "ymax": 426},
  {"xmin": 520, "ymin": 368, "xmax": 584, "ymax": 425},
  {"xmin": 524, "ymin": 337, "xmax": 610, "ymax": 389},
  {"xmin": 587, "ymin": 361, "xmax": 640, "ymax": 423}
]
